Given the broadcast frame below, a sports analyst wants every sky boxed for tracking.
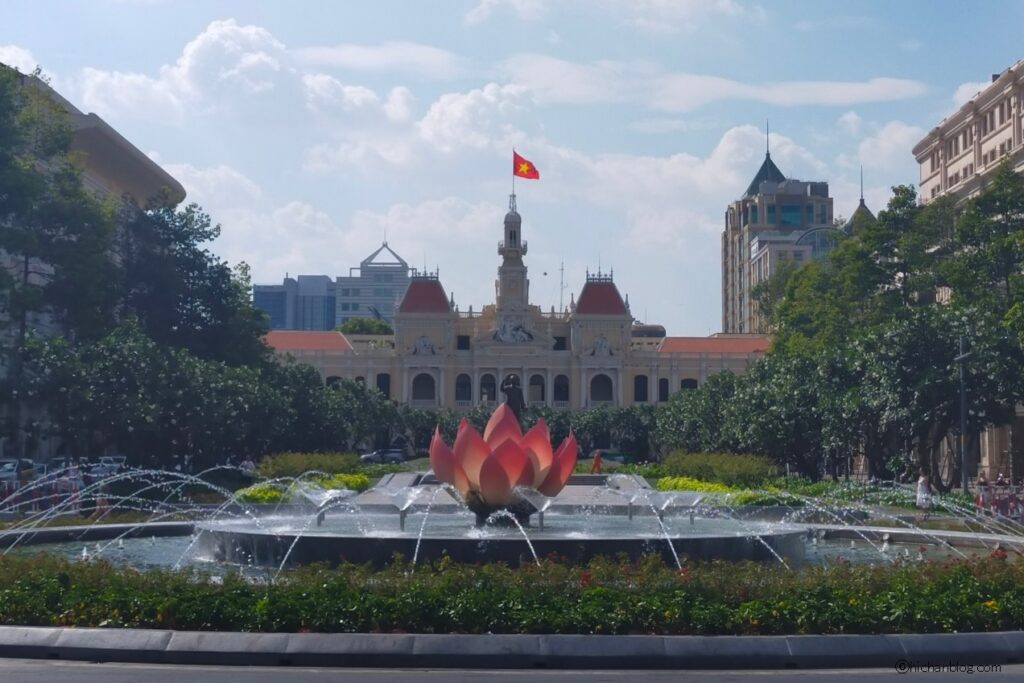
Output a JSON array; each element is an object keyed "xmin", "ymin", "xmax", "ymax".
[{"xmin": 2, "ymin": 0, "xmax": 1023, "ymax": 335}]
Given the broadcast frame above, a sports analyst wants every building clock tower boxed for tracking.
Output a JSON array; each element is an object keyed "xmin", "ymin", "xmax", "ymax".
[{"xmin": 493, "ymin": 194, "xmax": 533, "ymax": 342}]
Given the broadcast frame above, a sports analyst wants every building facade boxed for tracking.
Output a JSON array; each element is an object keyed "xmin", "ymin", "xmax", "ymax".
[
  {"xmin": 913, "ymin": 59, "xmax": 1024, "ymax": 206},
  {"xmin": 335, "ymin": 242, "xmax": 412, "ymax": 324},
  {"xmin": 253, "ymin": 243, "xmax": 413, "ymax": 330},
  {"xmin": 266, "ymin": 196, "xmax": 770, "ymax": 410},
  {"xmin": 912, "ymin": 59, "xmax": 1024, "ymax": 481},
  {"xmin": 722, "ymin": 150, "xmax": 834, "ymax": 334}
]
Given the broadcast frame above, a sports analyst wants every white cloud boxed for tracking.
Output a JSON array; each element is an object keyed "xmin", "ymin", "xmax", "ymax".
[
  {"xmin": 627, "ymin": 117, "xmax": 708, "ymax": 134},
  {"xmin": 464, "ymin": 0, "xmax": 547, "ymax": 26},
  {"xmin": 837, "ymin": 110, "xmax": 862, "ymax": 135},
  {"xmin": 78, "ymin": 18, "xmax": 289, "ymax": 122},
  {"xmin": 293, "ymin": 41, "xmax": 466, "ymax": 79},
  {"xmin": 162, "ymin": 162, "xmax": 264, "ymax": 205},
  {"xmin": 794, "ymin": 15, "xmax": 872, "ymax": 31},
  {"xmin": 465, "ymin": 0, "xmax": 756, "ymax": 33},
  {"xmin": 503, "ymin": 54, "xmax": 926, "ymax": 111},
  {"xmin": 0, "ymin": 45, "xmax": 38, "ymax": 73},
  {"xmin": 417, "ymin": 83, "xmax": 532, "ymax": 152},
  {"xmin": 857, "ymin": 121, "xmax": 926, "ymax": 170},
  {"xmin": 953, "ymin": 80, "xmax": 989, "ymax": 107}
]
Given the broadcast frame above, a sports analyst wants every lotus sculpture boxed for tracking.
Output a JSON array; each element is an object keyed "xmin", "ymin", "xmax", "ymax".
[{"xmin": 429, "ymin": 403, "xmax": 577, "ymax": 525}]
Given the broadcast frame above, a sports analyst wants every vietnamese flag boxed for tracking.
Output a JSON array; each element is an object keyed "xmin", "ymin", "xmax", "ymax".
[{"xmin": 513, "ymin": 151, "xmax": 540, "ymax": 179}]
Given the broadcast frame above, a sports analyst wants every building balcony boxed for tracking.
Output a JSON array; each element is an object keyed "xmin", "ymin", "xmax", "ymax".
[
  {"xmin": 410, "ymin": 399, "xmax": 437, "ymax": 409},
  {"xmin": 552, "ymin": 400, "xmax": 570, "ymax": 409}
]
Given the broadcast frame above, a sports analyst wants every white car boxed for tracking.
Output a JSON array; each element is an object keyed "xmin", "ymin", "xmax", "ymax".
[{"xmin": 88, "ymin": 456, "xmax": 128, "ymax": 480}]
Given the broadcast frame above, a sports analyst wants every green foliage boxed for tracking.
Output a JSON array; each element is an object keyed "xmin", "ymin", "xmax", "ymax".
[
  {"xmin": 1, "ymin": 554, "xmax": 1023, "ymax": 635},
  {"xmin": 235, "ymin": 472, "xmax": 371, "ymax": 503},
  {"xmin": 256, "ymin": 452, "xmax": 360, "ymax": 479},
  {"xmin": 655, "ymin": 476, "xmax": 733, "ymax": 493},
  {"xmin": 336, "ymin": 318, "xmax": 393, "ymax": 335},
  {"xmin": 661, "ymin": 452, "xmax": 777, "ymax": 488}
]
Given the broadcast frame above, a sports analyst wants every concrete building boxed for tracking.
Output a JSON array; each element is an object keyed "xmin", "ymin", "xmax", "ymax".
[
  {"xmin": 335, "ymin": 242, "xmax": 412, "ymax": 324},
  {"xmin": 266, "ymin": 195, "xmax": 769, "ymax": 410},
  {"xmin": 914, "ymin": 59, "xmax": 1024, "ymax": 206},
  {"xmin": 912, "ymin": 59, "xmax": 1024, "ymax": 482},
  {"xmin": 722, "ymin": 147, "xmax": 834, "ymax": 334},
  {"xmin": 253, "ymin": 243, "xmax": 413, "ymax": 330}
]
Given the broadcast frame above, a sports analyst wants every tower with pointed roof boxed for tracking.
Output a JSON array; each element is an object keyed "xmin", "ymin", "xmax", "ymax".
[
  {"xmin": 721, "ymin": 130, "xmax": 834, "ymax": 334},
  {"xmin": 496, "ymin": 194, "xmax": 530, "ymax": 313}
]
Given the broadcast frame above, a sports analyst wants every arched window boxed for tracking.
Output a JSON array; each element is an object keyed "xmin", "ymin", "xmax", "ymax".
[
  {"xmin": 553, "ymin": 374, "xmax": 570, "ymax": 403},
  {"xmin": 376, "ymin": 373, "xmax": 391, "ymax": 399},
  {"xmin": 680, "ymin": 378, "xmax": 699, "ymax": 390},
  {"xmin": 325, "ymin": 376, "xmax": 342, "ymax": 388},
  {"xmin": 412, "ymin": 373, "xmax": 436, "ymax": 401},
  {"xmin": 480, "ymin": 373, "xmax": 497, "ymax": 402},
  {"xmin": 633, "ymin": 375, "xmax": 649, "ymax": 403},
  {"xmin": 529, "ymin": 374, "xmax": 545, "ymax": 403},
  {"xmin": 658, "ymin": 378, "xmax": 670, "ymax": 402},
  {"xmin": 590, "ymin": 374, "xmax": 613, "ymax": 404},
  {"xmin": 455, "ymin": 373, "xmax": 472, "ymax": 402}
]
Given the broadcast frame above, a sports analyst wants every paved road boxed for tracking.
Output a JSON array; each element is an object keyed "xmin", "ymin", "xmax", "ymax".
[{"xmin": 0, "ymin": 660, "xmax": 1019, "ymax": 682}]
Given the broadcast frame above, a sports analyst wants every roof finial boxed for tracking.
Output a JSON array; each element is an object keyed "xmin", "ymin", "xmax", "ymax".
[
  {"xmin": 766, "ymin": 119, "xmax": 770, "ymax": 156},
  {"xmin": 859, "ymin": 165, "xmax": 865, "ymax": 205},
  {"xmin": 509, "ymin": 193, "xmax": 517, "ymax": 212}
]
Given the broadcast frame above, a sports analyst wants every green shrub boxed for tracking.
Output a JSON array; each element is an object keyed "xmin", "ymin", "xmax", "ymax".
[
  {"xmin": 256, "ymin": 452, "xmax": 359, "ymax": 478},
  {"xmin": 236, "ymin": 473, "xmax": 371, "ymax": 504},
  {"xmin": 655, "ymin": 476, "xmax": 734, "ymax": 493},
  {"xmin": 662, "ymin": 452, "xmax": 777, "ymax": 488},
  {"xmin": 1, "ymin": 554, "xmax": 1023, "ymax": 635}
]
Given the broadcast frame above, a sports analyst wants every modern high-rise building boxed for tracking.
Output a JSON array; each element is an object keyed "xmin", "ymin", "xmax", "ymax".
[
  {"xmin": 252, "ymin": 243, "xmax": 414, "ymax": 330},
  {"xmin": 335, "ymin": 242, "xmax": 412, "ymax": 324},
  {"xmin": 253, "ymin": 275, "xmax": 335, "ymax": 331},
  {"xmin": 721, "ymin": 146, "xmax": 835, "ymax": 334},
  {"xmin": 913, "ymin": 59, "xmax": 1024, "ymax": 205}
]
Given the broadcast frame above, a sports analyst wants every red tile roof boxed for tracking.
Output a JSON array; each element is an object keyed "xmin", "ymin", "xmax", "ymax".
[
  {"xmin": 658, "ymin": 336, "xmax": 770, "ymax": 354},
  {"xmin": 398, "ymin": 278, "xmax": 451, "ymax": 314},
  {"xmin": 575, "ymin": 281, "xmax": 628, "ymax": 315},
  {"xmin": 264, "ymin": 330, "xmax": 353, "ymax": 352}
]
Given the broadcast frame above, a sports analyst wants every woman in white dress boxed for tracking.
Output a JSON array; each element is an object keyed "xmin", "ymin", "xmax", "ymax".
[{"xmin": 916, "ymin": 468, "xmax": 932, "ymax": 519}]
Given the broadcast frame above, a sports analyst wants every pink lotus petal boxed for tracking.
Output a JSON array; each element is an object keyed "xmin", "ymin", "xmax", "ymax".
[
  {"xmin": 457, "ymin": 417, "xmax": 470, "ymax": 435},
  {"xmin": 453, "ymin": 422, "xmax": 491, "ymax": 490},
  {"xmin": 478, "ymin": 439, "xmax": 527, "ymax": 506},
  {"xmin": 483, "ymin": 403, "xmax": 522, "ymax": 448},
  {"xmin": 452, "ymin": 461, "xmax": 472, "ymax": 501},
  {"xmin": 428, "ymin": 427, "xmax": 456, "ymax": 485},
  {"xmin": 537, "ymin": 432, "xmax": 577, "ymax": 497},
  {"xmin": 521, "ymin": 419, "xmax": 554, "ymax": 488}
]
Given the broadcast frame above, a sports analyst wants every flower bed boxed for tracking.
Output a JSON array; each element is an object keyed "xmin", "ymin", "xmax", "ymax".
[
  {"xmin": 235, "ymin": 473, "xmax": 371, "ymax": 504},
  {"xmin": 0, "ymin": 554, "xmax": 1021, "ymax": 635}
]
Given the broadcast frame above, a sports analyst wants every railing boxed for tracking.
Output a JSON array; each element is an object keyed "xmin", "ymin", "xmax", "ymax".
[
  {"xmin": 589, "ymin": 400, "xmax": 615, "ymax": 408},
  {"xmin": 552, "ymin": 400, "xmax": 570, "ymax": 409},
  {"xmin": 455, "ymin": 400, "xmax": 472, "ymax": 408},
  {"xmin": 410, "ymin": 399, "xmax": 437, "ymax": 409}
]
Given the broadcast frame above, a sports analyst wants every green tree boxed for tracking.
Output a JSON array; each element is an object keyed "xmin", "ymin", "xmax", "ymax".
[
  {"xmin": 337, "ymin": 318, "xmax": 393, "ymax": 335},
  {"xmin": 122, "ymin": 203, "xmax": 269, "ymax": 367}
]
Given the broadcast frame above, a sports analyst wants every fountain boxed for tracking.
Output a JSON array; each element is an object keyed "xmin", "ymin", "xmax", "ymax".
[{"xmin": 3, "ymin": 404, "xmax": 1022, "ymax": 572}]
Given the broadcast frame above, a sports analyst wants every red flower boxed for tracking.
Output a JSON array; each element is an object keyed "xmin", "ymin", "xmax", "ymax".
[{"xmin": 579, "ymin": 570, "xmax": 592, "ymax": 587}]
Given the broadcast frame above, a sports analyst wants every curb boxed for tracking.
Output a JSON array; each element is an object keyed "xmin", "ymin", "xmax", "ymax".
[{"xmin": 0, "ymin": 626, "xmax": 1021, "ymax": 669}]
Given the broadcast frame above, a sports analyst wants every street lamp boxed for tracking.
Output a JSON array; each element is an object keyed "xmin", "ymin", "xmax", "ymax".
[{"xmin": 954, "ymin": 335, "xmax": 974, "ymax": 494}]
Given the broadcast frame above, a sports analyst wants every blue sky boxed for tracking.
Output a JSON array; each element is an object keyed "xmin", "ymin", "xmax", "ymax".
[{"xmin": 3, "ymin": 0, "xmax": 1023, "ymax": 334}]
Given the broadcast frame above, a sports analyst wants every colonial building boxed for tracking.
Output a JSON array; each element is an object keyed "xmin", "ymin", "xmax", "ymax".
[
  {"xmin": 912, "ymin": 59, "xmax": 1024, "ymax": 481},
  {"xmin": 722, "ymin": 146, "xmax": 835, "ymax": 334},
  {"xmin": 913, "ymin": 59, "xmax": 1024, "ymax": 205},
  {"xmin": 266, "ymin": 196, "xmax": 769, "ymax": 409}
]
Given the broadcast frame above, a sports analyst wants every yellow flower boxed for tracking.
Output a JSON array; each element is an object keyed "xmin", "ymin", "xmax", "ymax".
[
  {"xmin": 983, "ymin": 599, "xmax": 998, "ymax": 610},
  {"xmin": 848, "ymin": 597, "xmax": 857, "ymax": 605}
]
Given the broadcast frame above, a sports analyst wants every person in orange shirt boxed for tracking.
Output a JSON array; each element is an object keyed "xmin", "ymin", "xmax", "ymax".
[{"xmin": 590, "ymin": 450, "xmax": 603, "ymax": 474}]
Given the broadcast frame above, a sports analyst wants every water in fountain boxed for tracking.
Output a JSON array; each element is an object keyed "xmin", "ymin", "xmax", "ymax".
[{"xmin": 486, "ymin": 510, "xmax": 540, "ymax": 566}]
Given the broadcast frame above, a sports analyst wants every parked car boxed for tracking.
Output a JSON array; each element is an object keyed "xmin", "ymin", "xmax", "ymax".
[
  {"xmin": 0, "ymin": 460, "xmax": 18, "ymax": 485},
  {"xmin": 359, "ymin": 448, "xmax": 406, "ymax": 465}
]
